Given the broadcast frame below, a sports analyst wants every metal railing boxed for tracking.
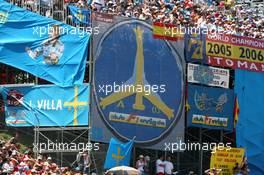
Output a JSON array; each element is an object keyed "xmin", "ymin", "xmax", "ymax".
[{"xmin": 7, "ymin": 0, "xmax": 91, "ymax": 28}]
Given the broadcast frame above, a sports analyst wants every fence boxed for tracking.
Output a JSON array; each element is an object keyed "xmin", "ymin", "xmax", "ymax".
[{"xmin": 7, "ymin": 0, "xmax": 91, "ymax": 28}]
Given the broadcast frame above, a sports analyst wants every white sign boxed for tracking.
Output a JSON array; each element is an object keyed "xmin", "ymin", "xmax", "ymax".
[{"xmin": 187, "ymin": 63, "xmax": 230, "ymax": 88}]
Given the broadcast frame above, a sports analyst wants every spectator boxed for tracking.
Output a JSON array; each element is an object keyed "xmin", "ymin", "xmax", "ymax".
[
  {"xmin": 136, "ymin": 155, "xmax": 145, "ymax": 173},
  {"xmin": 14, "ymin": 166, "xmax": 26, "ymax": 175},
  {"xmin": 233, "ymin": 162, "xmax": 242, "ymax": 175},
  {"xmin": 143, "ymin": 155, "xmax": 150, "ymax": 175},
  {"xmin": 2, "ymin": 158, "xmax": 11, "ymax": 175},
  {"xmin": 241, "ymin": 156, "xmax": 249, "ymax": 175},
  {"xmin": 75, "ymin": 149, "xmax": 91, "ymax": 174},
  {"xmin": 156, "ymin": 154, "xmax": 165, "ymax": 175},
  {"xmin": 164, "ymin": 156, "xmax": 174, "ymax": 175}
]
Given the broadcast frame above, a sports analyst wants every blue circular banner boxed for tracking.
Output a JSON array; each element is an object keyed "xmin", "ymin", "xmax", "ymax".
[{"xmin": 94, "ymin": 20, "xmax": 184, "ymax": 144}]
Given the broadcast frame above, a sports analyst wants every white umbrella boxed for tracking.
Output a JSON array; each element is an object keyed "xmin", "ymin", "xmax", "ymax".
[{"xmin": 105, "ymin": 166, "xmax": 140, "ymax": 175}]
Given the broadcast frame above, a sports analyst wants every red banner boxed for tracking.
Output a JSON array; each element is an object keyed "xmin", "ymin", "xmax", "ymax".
[{"xmin": 206, "ymin": 34, "xmax": 264, "ymax": 72}]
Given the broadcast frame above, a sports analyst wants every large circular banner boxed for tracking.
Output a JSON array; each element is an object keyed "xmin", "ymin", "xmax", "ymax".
[{"xmin": 94, "ymin": 20, "xmax": 184, "ymax": 144}]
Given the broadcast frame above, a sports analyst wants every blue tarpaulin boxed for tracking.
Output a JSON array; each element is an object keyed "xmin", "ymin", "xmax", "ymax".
[{"xmin": 235, "ymin": 70, "xmax": 264, "ymax": 175}]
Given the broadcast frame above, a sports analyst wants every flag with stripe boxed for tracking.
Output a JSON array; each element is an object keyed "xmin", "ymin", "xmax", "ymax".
[
  {"xmin": 153, "ymin": 22, "xmax": 184, "ymax": 41},
  {"xmin": 234, "ymin": 96, "xmax": 239, "ymax": 128}
]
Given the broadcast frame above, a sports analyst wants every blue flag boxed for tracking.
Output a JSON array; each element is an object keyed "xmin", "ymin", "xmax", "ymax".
[
  {"xmin": 1, "ymin": 84, "xmax": 90, "ymax": 127},
  {"xmin": 104, "ymin": 138, "xmax": 134, "ymax": 169},
  {"xmin": 68, "ymin": 5, "xmax": 90, "ymax": 25},
  {"xmin": 0, "ymin": 0, "xmax": 90, "ymax": 86},
  {"xmin": 187, "ymin": 84, "xmax": 234, "ymax": 131}
]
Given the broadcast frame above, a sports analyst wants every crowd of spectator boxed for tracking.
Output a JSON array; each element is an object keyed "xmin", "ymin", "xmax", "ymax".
[
  {"xmin": 87, "ymin": 0, "xmax": 264, "ymax": 39},
  {"xmin": 7, "ymin": 0, "xmax": 264, "ymax": 39},
  {"xmin": 0, "ymin": 137, "xmax": 87, "ymax": 175}
]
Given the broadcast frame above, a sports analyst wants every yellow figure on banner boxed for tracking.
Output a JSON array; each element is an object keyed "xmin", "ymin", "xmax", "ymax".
[
  {"xmin": 188, "ymin": 34, "xmax": 203, "ymax": 59},
  {"xmin": 99, "ymin": 27, "xmax": 174, "ymax": 119},
  {"xmin": 76, "ymin": 9, "xmax": 84, "ymax": 21},
  {"xmin": 0, "ymin": 11, "xmax": 8, "ymax": 24},
  {"xmin": 112, "ymin": 147, "xmax": 124, "ymax": 166},
  {"xmin": 64, "ymin": 86, "xmax": 88, "ymax": 126},
  {"xmin": 26, "ymin": 25, "xmax": 64, "ymax": 65},
  {"xmin": 185, "ymin": 100, "xmax": 191, "ymax": 112}
]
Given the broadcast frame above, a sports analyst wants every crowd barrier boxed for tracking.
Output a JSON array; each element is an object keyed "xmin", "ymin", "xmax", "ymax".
[{"xmin": 7, "ymin": 0, "xmax": 89, "ymax": 27}]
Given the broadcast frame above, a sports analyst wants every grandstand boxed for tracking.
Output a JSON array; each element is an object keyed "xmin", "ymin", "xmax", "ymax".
[{"xmin": 0, "ymin": 0, "xmax": 263, "ymax": 174}]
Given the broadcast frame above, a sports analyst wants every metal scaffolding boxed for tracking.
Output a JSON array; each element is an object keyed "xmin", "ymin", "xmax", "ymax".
[{"xmin": 33, "ymin": 126, "xmax": 91, "ymax": 167}]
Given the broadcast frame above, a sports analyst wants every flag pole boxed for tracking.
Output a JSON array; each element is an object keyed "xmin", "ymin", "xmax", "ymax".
[
  {"xmin": 132, "ymin": 136, "xmax": 136, "ymax": 141},
  {"xmin": 132, "ymin": 136, "xmax": 136, "ymax": 168}
]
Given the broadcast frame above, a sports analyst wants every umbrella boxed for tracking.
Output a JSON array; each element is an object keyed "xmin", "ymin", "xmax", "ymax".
[{"xmin": 105, "ymin": 166, "xmax": 140, "ymax": 175}]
